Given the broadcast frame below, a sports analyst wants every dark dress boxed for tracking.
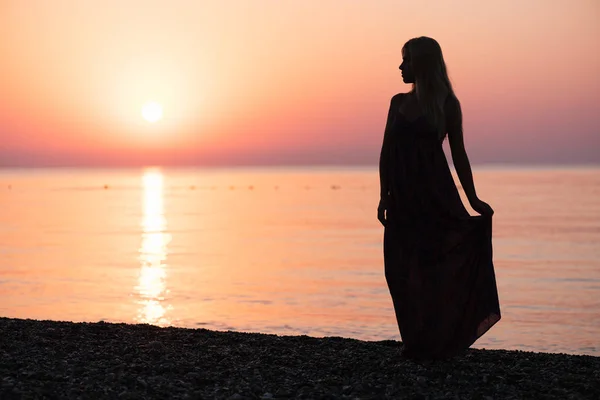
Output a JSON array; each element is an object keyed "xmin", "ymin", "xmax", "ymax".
[{"xmin": 381, "ymin": 97, "xmax": 501, "ymax": 359}]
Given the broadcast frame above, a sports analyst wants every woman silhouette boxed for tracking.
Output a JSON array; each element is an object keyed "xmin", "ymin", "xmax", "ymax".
[{"xmin": 378, "ymin": 37, "xmax": 501, "ymax": 360}]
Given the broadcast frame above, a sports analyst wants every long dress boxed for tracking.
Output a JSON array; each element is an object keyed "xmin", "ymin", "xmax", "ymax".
[{"xmin": 382, "ymin": 107, "xmax": 501, "ymax": 360}]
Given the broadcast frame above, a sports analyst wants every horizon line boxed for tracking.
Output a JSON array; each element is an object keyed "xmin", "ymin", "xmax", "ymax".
[{"xmin": 1, "ymin": 162, "xmax": 599, "ymax": 171}]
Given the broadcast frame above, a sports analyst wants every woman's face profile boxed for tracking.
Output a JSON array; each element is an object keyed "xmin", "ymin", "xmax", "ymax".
[{"xmin": 399, "ymin": 52, "xmax": 415, "ymax": 84}]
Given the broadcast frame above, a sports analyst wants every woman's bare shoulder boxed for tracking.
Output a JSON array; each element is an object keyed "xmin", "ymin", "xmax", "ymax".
[
  {"xmin": 390, "ymin": 92, "xmax": 409, "ymax": 104},
  {"xmin": 445, "ymin": 94, "xmax": 461, "ymax": 114}
]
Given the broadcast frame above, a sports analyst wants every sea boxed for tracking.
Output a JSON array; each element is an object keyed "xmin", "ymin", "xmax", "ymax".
[{"xmin": 0, "ymin": 166, "xmax": 598, "ymax": 356}]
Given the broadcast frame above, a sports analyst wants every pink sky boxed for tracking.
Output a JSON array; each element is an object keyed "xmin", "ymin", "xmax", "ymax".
[{"xmin": 1, "ymin": 0, "xmax": 599, "ymax": 167}]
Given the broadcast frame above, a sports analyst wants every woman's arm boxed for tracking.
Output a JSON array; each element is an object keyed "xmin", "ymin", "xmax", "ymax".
[
  {"xmin": 379, "ymin": 94, "xmax": 401, "ymax": 198},
  {"xmin": 446, "ymin": 96, "xmax": 479, "ymax": 204}
]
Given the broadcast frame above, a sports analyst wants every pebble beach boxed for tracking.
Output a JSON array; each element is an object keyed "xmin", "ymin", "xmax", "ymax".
[{"xmin": 1, "ymin": 317, "xmax": 598, "ymax": 399}]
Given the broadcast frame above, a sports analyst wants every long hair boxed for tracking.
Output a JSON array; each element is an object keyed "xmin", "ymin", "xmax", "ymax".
[{"xmin": 402, "ymin": 37, "xmax": 456, "ymax": 140}]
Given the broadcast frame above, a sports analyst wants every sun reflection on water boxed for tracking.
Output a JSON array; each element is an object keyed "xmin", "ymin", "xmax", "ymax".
[{"xmin": 134, "ymin": 169, "xmax": 172, "ymax": 325}]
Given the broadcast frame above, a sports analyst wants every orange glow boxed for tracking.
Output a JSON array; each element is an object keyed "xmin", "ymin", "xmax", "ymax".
[{"xmin": 0, "ymin": 1, "xmax": 598, "ymax": 166}]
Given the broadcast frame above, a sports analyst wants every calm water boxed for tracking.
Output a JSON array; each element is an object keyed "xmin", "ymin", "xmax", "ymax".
[{"xmin": 0, "ymin": 166, "xmax": 599, "ymax": 356}]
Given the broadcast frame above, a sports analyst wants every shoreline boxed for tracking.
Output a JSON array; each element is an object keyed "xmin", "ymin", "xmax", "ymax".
[{"xmin": 1, "ymin": 317, "xmax": 598, "ymax": 399}]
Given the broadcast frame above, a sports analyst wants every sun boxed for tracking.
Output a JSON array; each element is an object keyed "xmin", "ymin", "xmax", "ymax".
[{"xmin": 141, "ymin": 102, "xmax": 163, "ymax": 123}]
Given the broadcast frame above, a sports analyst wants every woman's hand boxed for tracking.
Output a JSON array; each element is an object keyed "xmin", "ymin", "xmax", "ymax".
[
  {"xmin": 470, "ymin": 198, "xmax": 494, "ymax": 216},
  {"xmin": 377, "ymin": 197, "xmax": 389, "ymax": 226}
]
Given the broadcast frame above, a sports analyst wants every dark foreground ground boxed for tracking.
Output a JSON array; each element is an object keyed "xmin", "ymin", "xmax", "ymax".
[{"xmin": 0, "ymin": 318, "xmax": 598, "ymax": 399}]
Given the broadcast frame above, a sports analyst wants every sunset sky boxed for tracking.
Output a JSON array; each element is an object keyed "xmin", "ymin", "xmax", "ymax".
[{"xmin": 1, "ymin": 0, "xmax": 598, "ymax": 167}]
